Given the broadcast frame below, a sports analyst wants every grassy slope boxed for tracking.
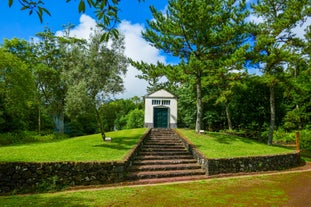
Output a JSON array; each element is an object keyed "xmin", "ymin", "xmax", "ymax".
[
  {"xmin": 0, "ymin": 128, "xmax": 147, "ymax": 162},
  {"xmin": 1, "ymin": 171, "xmax": 310, "ymax": 207},
  {"xmin": 177, "ymin": 129, "xmax": 294, "ymax": 158}
]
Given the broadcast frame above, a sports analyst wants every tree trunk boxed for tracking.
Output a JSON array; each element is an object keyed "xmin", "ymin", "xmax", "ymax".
[
  {"xmin": 195, "ymin": 77, "xmax": 202, "ymax": 133},
  {"xmin": 225, "ymin": 103, "xmax": 233, "ymax": 131},
  {"xmin": 95, "ymin": 106, "xmax": 106, "ymax": 140},
  {"xmin": 52, "ymin": 112, "xmax": 64, "ymax": 134},
  {"xmin": 296, "ymin": 104, "xmax": 302, "ymax": 130},
  {"xmin": 268, "ymin": 86, "xmax": 275, "ymax": 145},
  {"xmin": 38, "ymin": 105, "xmax": 41, "ymax": 134}
]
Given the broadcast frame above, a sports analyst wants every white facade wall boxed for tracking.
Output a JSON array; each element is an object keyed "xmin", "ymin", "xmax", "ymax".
[{"xmin": 144, "ymin": 89, "xmax": 177, "ymax": 128}]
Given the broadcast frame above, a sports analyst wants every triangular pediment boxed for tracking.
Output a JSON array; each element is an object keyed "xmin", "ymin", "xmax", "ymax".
[{"xmin": 146, "ymin": 89, "xmax": 176, "ymax": 98}]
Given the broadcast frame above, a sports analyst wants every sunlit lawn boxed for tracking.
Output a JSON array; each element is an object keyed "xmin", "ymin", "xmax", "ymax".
[
  {"xmin": 177, "ymin": 129, "xmax": 295, "ymax": 158},
  {"xmin": 1, "ymin": 171, "xmax": 310, "ymax": 207},
  {"xmin": 0, "ymin": 128, "xmax": 147, "ymax": 162}
]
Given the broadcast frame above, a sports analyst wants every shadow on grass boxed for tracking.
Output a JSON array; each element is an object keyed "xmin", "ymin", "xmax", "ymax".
[
  {"xmin": 92, "ymin": 136, "xmax": 141, "ymax": 150},
  {"xmin": 207, "ymin": 132, "xmax": 255, "ymax": 145},
  {"xmin": 1, "ymin": 194, "xmax": 91, "ymax": 207}
]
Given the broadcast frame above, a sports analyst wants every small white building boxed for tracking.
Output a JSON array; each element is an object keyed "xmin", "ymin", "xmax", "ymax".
[{"xmin": 144, "ymin": 89, "xmax": 177, "ymax": 128}]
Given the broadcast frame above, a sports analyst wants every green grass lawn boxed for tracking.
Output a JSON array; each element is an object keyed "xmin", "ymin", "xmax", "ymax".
[
  {"xmin": 177, "ymin": 129, "xmax": 295, "ymax": 158},
  {"xmin": 1, "ymin": 171, "xmax": 310, "ymax": 207},
  {"xmin": 0, "ymin": 128, "xmax": 147, "ymax": 162}
]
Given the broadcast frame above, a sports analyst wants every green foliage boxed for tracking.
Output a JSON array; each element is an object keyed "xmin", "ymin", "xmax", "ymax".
[
  {"xmin": 272, "ymin": 128, "xmax": 311, "ymax": 151},
  {"xmin": 36, "ymin": 176, "xmax": 66, "ymax": 193},
  {"xmin": 273, "ymin": 128, "xmax": 295, "ymax": 143},
  {"xmin": 0, "ymin": 49, "xmax": 36, "ymax": 132},
  {"xmin": 251, "ymin": 0, "xmax": 309, "ymax": 145},
  {"xmin": 64, "ymin": 30, "xmax": 128, "ymax": 138},
  {"xmin": 100, "ymin": 98, "xmax": 144, "ymax": 131},
  {"xmin": 125, "ymin": 109, "xmax": 144, "ymax": 129},
  {"xmin": 300, "ymin": 130, "xmax": 311, "ymax": 151},
  {"xmin": 0, "ymin": 131, "xmax": 68, "ymax": 146}
]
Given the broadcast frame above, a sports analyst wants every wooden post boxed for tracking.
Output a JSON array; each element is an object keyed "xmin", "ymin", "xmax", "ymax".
[
  {"xmin": 295, "ymin": 131, "xmax": 300, "ymax": 151},
  {"xmin": 295, "ymin": 131, "xmax": 300, "ymax": 163}
]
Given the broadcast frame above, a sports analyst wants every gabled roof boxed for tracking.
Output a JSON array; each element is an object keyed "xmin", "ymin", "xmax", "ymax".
[{"xmin": 146, "ymin": 89, "xmax": 176, "ymax": 98}]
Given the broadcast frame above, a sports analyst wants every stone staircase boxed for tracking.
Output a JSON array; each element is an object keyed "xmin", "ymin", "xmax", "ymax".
[{"xmin": 127, "ymin": 128, "xmax": 207, "ymax": 182}]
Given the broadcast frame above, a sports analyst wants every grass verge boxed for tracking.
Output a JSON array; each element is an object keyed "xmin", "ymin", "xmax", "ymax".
[
  {"xmin": 177, "ymin": 129, "xmax": 295, "ymax": 158},
  {"xmin": 1, "ymin": 171, "xmax": 310, "ymax": 207},
  {"xmin": 0, "ymin": 128, "xmax": 147, "ymax": 162}
]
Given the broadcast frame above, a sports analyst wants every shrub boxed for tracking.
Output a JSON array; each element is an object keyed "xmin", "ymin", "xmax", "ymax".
[
  {"xmin": 0, "ymin": 131, "xmax": 68, "ymax": 146},
  {"xmin": 125, "ymin": 109, "xmax": 144, "ymax": 129},
  {"xmin": 273, "ymin": 128, "xmax": 295, "ymax": 144},
  {"xmin": 300, "ymin": 129, "xmax": 311, "ymax": 151}
]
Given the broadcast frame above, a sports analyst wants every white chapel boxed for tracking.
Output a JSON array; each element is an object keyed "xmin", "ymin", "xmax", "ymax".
[{"xmin": 144, "ymin": 89, "xmax": 177, "ymax": 128}]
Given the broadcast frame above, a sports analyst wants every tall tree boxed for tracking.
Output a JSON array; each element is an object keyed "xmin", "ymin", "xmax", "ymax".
[
  {"xmin": 132, "ymin": 0, "xmax": 249, "ymax": 132},
  {"xmin": 251, "ymin": 0, "xmax": 309, "ymax": 145},
  {"xmin": 34, "ymin": 29, "xmax": 69, "ymax": 133},
  {"xmin": 64, "ymin": 30, "xmax": 127, "ymax": 139},
  {"xmin": 0, "ymin": 49, "xmax": 36, "ymax": 131}
]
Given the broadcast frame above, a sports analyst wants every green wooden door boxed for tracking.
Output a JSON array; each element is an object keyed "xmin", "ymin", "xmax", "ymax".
[{"xmin": 154, "ymin": 108, "xmax": 168, "ymax": 128}]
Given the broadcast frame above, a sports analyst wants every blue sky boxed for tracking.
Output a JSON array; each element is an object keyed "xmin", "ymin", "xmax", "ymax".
[{"xmin": 0, "ymin": 0, "xmax": 167, "ymax": 40}]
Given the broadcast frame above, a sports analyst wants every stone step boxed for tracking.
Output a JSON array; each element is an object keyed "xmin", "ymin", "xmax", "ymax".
[
  {"xmin": 140, "ymin": 148, "xmax": 186, "ymax": 152},
  {"xmin": 138, "ymin": 151, "xmax": 190, "ymax": 156},
  {"xmin": 145, "ymin": 141, "xmax": 182, "ymax": 145},
  {"xmin": 143, "ymin": 145, "xmax": 185, "ymax": 149},
  {"xmin": 135, "ymin": 155, "xmax": 194, "ymax": 160},
  {"xmin": 126, "ymin": 175, "xmax": 208, "ymax": 185},
  {"xmin": 127, "ymin": 169, "xmax": 206, "ymax": 180},
  {"xmin": 133, "ymin": 159, "xmax": 197, "ymax": 165},
  {"xmin": 146, "ymin": 140, "xmax": 181, "ymax": 144},
  {"xmin": 129, "ymin": 163, "xmax": 202, "ymax": 172},
  {"xmin": 126, "ymin": 128, "xmax": 206, "ymax": 182},
  {"xmin": 149, "ymin": 137, "xmax": 178, "ymax": 139}
]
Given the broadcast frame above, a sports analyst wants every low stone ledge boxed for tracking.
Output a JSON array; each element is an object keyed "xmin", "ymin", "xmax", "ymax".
[
  {"xmin": 0, "ymin": 161, "xmax": 124, "ymax": 194},
  {"xmin": 207, "ymin": 152, "xmax": 300, "ymax": 175}
]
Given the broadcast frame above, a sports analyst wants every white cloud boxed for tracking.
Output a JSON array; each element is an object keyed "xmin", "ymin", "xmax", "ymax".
[
  {"xmin": 246, "ymin": 13, "xmax": 264, "ymax": 24},
  {"xmin": 291, "ymin": 17, "xmax": 311, "ymax": 40},
  {"xmin": 55, "ymin": 14, "xmax": 97, "ymax": 40},
  {"xmin": 56, "ymin": 15, "xmax": 167, "ymax": 99},
  {"xmin": 118, "ymin": 20, "xmax": 166, "ymax": 64},
  {"xmin": 117, "ymin": 20, "xmax": 167, "ymax": 98}
]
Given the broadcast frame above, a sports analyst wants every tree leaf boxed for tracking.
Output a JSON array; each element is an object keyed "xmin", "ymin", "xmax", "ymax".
[
  {"xmin": 36, "ymin": 10, "xmax": 43, "ymax": 23},
  {"xmin": 100, "ymin": 32, "xmax": 109, "ymax": 42},
  {"xmin": 8, "ymin": 0, "xmax": 13, "ymax": 7},
  {"xmin": 40, "ymin": 7, "xmax": 51, "ymax": 16},
  {"xmin": 78, "ymin": 0, "xmax": 86, "ymax": 13}
]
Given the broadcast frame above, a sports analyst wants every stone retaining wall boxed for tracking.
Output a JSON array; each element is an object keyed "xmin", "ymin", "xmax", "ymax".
[
  {"xmin": 174, "ymin": 129, "xmax": 301, "ymax": 175},
  {"xmin": 207, "ymin": 153, "xmax": 300, "ymax": 175},
  {"xmin": 0, "ymin": 129, "xmax": 151, "ymax": 195},
  {"xmin": 0, "ymin": 161, "xmax": 124, "ymax": 194}
]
